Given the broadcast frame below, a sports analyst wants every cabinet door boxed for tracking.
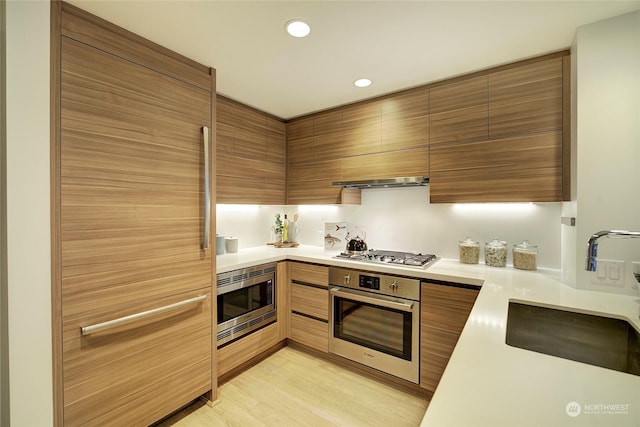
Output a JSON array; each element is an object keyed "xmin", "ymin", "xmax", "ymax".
[
  {"xmin": 430, "ymin": 131, "xmax": 562, "ymax": 203},
  {"xmin": 287, "ymin": 159, "xmax": 343, "ymax": 204},
  {"xmin": 313, "ymin": 110, "xmax": 344, "ymax": 160},
  {"xmin": 216, "ymin": 97, "xmax": 285, "ymax": 204},
  {"xmin": 430, "ymin": 76, "xmax": 488, "ymax": 145},
  {"xmin": 60, "ymin": 36, "xmax": 212, "ymax": 426},
  {"xmin": 489, "ymin": 57, "xmax": 563, "ymax": 138},
  {"xmin": 287, "ymin": 116, "xmax": 314, "ymax": 163},
  {"xmin": 341, "ymin": 147, "xmax": 429, "ymax": 182},
  {"xmin": 342, "ymin": 101, "xmax": 382, "ymax": 156},
  {"xmin": 420, "ymin": 283, "xmax": 478, "ymax": 393},
  {"xmin": 381, "ymin": 89, "xmax": 429, "ymax": 151}
]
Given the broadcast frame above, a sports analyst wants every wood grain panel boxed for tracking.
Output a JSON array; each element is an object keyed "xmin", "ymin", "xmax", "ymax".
[
  {"xmin": 430, "ymin": 132, "xmax": 562, "ymax": 203},
  {"xmin": 287, "ymin": 116, "xmax": 314, "ymax": 163},
  {"xmin": 381, "ymin": 89, "xmax": 429, "ymax": 151},
  {"xmin": 217, "ymin": 153, "xmax": 285, "ymax": 204},
  {"xmin": 63, "ymin": 290, "xmax": 212, "ymax": 426},
  {"xmin": 277, "ymin": 262, "xmax": 290, "ymax": 340},
  {"xmin": 313, "ymin": 110, "xmax": 344, "ymax": 160},
  {"xmin": 290, "ymin": 262, "xmax": 329, "ymax": 287},
  {"xmin": 60, "ymin": 35, "xmax": 213, "ymax": 426},
  {"xmin": 60, "ymin": 2, "xmax": 210, "ymax": 90},
  {"xmin": 287, "ymin": 181, "xmax": 344, "ymax": 205},
  {"xmin": 217, "ymin": 323, "xmax": 281, "ymax": 376},
  {"xmin": 341, "ymin": 148, "xmax": 429, "ymax": 181},
  {"xmin": 420, "ymin": 283, "xmax": 478, "ymax": 393},
  {"xmin": 291, "ymin": 284, "xmax": 329, "ymax": 321},
  {"xmin": 430, "ymin": 76, "xmax": 488, "ymax": 145},
  {"xmin": 287, "ymin": 159, "xmax": 342, "ymax": 204},
  {"xmin": 267, "ymin": 117, "xmax": 286, "ymax": 164},
  {"xmin": 489, "ymin": 57, "xmax": 563, "ymax": 138},
  {"xmin": 216, "ymin": 96, "xmax": 267, "ymax": 160},
  {"xmin": 342, "ymin": 101, "xmax": 382, "ymax": 156},
  {"xmin": 290, "ymin": 314, "xmax": 329, "ymax": 353}
]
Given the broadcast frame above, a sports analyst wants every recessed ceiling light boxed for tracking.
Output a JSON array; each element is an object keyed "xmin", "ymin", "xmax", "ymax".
[
  {"xmin": 286, "ymin": 20, "xmax": 310, "ymax": 38},
  {"xmin": 354, "ymin": 78, "xmax": 372, "ymax": 88}
]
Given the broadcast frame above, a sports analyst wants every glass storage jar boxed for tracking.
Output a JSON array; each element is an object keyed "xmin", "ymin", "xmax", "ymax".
[
  {"xmin": 485, "ymin": 238, "xmax": 507, "ymax": 267},
  {"xmin": 459, "ymin": 237, "xmax": 480, "ymax": 264},
  {"xmin": 513, "ymin": 240, "xmax": 537, "ymax": 270}
]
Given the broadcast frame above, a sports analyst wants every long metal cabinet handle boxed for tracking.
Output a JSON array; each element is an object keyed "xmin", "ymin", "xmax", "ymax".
[
  {"xmin": 202, "ymin": 126, "xmax": 211, "ymax": 250},
  {"xmin": 330, "ymin": 288, "xmax": 414, "ymax": 312},
  {"xmin": 81, "ymin": 294, "xmax": 208, "ymax": 336}
]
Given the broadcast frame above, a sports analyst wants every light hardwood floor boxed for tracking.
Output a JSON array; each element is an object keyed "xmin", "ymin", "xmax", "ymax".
[{"xmin": 156, "ymin": 347, "xmax": 429, "ymax": 426}]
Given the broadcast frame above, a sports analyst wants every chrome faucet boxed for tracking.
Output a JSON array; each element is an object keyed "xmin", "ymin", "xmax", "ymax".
[{"xmin": 586, "ymin": 230, "xmax": 640, "ymax": 271}]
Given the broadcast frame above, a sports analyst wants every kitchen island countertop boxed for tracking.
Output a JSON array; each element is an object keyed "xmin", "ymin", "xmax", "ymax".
[{"xmin": 216, "ymin": 245, "xmax": 640, "ymax": 427}]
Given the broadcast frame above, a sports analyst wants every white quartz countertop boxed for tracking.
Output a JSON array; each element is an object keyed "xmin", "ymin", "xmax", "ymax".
[{"xmin": 216, "ymin": 245, "xmax": 640, "ymax": 426}]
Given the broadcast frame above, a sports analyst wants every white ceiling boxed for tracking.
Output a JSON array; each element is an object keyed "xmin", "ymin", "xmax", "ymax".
[{"xmin": 69, "ymin": 0, "xmax": 640, "ymax": 120}]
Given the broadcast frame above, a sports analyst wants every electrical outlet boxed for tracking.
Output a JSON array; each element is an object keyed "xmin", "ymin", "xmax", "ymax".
[{"xmin": 590, "ymin": 259, "xmax": 625, "ymax": 287}]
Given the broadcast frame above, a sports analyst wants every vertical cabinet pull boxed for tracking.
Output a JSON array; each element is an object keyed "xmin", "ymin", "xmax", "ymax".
[{"xmin": 202, "ymin": 126, "xmax": 211, "ymax": 250}]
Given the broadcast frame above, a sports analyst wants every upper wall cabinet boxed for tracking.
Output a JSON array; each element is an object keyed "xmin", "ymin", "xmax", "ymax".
[
  {"xmin": 216, "ymin": 96, "xmax": 286, "ymax": 204},
  {"xmin": 430, "ymin": 76, "xmax": 488, "ymax": 146},
  {"xmin": 429, "ymin": 54, "xmax": 569, "ymax": 203},
  {"xmin": 488, "ymin": 58, "xmax": 563, "ymax": 139},
  {"xmin": 381, "ymin": 89, "xmax": 429, "ymax": 152},
  {"xmin": 281, "ymin": 52, "xmax": 569, "ymax": 205}
]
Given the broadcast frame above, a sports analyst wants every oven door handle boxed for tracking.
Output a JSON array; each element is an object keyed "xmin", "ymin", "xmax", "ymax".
[{"xmin": 330, "ymin": 287, "xmax": 414, "ymax": 312}]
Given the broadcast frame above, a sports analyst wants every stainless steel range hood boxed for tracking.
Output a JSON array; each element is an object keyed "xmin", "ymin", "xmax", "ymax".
[{"xmin": 331, "ymin": 176, "xmax": 429, "ymax": 189}]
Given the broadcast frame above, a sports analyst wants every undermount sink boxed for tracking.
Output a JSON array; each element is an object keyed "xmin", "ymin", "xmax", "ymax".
[{"xmin": 506, "ymin": 301, "xmax": 640, "ymax": 376}]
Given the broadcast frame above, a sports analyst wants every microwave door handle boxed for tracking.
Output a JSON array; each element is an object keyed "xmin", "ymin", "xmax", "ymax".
[{"xmin": 330, "ymin": 288, "xmax": 413, "ymax": 312}]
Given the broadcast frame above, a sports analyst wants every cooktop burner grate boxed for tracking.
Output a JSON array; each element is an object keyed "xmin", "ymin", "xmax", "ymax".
[{"xmin": 335, "ymin": 249, "xmax": 437, "ymax": 268}]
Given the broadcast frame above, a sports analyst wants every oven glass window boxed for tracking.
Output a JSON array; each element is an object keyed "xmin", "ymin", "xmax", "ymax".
[
  {"xmin": 333, "ymin": 295, "xmax": 412, "ymax": 360},
  {"xmin": 217, "ymin": 279, "xmax": 273, "ymax": 323}
]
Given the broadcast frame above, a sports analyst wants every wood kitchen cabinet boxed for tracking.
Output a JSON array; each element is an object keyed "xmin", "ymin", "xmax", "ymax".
[
  {"xmin": 420, "ymin": 282, "xmax": 479, "ymax": 394},
  {"xmin": 216, "ymin": 96, "xmax": 286, "ymax": 204},
  {"xmin": 381, "ymin": 89, "xmax": 430, "ymax": 152},
  {"xmin": 429, "ymin": 76, "xmax": 488, "ymax": 146},
  {"xmin": 288, "ymin": 262, "xmax": 329, "ymax": 352},
  {"xmin": 287, "ymin": 159, "xmax": 344, "ymax": 205},
  {"xmin": 488, "ymin": 57, "xmax": 563, "ymax": 139},
  {"xmin": 52, "ymin": 3, "xmax": 215, "ymax": 426},
  {"xmin": 217, "ymin": 261, "xmax": 289, "ymax": 377},
  {"xmin": 429, "ymin": 53, "xmax": 569, "ymax": 203}
]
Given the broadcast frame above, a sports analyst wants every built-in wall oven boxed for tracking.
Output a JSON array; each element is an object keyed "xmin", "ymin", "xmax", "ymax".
[
  {"xmin": 216, "ymin": 263, "xmax": 276, "ymax": 347},
  {"xmin": 329, "ymin": 267, "xmax": 420, "ymax": 383}
]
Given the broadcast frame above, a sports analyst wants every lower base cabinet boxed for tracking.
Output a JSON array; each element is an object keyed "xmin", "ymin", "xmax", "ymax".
[
  {"xmin": 288, "ymin": 262, "xmax": 329, "ymax": 352},
  {"xmin": 217, "ymin": 322, "xmax": 281, "ymax": 376},
  {"xmin": 290, "ymin": 313, "xmax": 329, "ymax": 352},
  {"xmin": 420, "ymin": 282, "xmax": 479, "ymax": 393}
]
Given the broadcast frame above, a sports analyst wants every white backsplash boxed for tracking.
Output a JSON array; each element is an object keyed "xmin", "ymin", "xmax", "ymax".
[{"xmin": 216, "ymin": 186, "xmax": 563, "ymax": 269}]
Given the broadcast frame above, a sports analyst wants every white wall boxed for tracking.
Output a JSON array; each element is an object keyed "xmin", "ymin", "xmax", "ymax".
[
  {"xmin": 1, "ymin": 0, "xmax": 9, "ymax": 425},
  {"xmin": 6, "ymin": 1, "xmax": 52, "ymax": 426},
  {"xmin": 217, "ymin": 187, "xmax": 563, "ymax": 269},
  {"xmin": 571, "ymin": 10, "xmax": 640, "ymax": 295}
]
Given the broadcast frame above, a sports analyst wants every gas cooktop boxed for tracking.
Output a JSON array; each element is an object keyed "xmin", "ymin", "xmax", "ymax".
[{"xmin": 334, "ymin": 250, "xmax": 437, "ymax": 268}]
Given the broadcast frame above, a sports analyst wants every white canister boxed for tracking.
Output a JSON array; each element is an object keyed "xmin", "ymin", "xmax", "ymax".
[
  {"xmin": 225, "ymin": 237, "xmax": 239, "ymax": 253},
  {"xmin": 216, "ymin": 235, "xmax": 225, "ymax": 255}
]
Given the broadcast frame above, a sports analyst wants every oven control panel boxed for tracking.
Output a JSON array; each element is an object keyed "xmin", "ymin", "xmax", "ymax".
[{"xmin": 329, "ymin": 267, "xmax": 420, "ymax": 301}]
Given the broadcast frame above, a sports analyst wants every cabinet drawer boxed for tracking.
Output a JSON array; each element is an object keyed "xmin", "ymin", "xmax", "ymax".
[
  {"xmin": 217, "ymin": 322, "xmax": 281, "ymax": 376},
  {"xmin": 63, "ymin": 290, "xmax": 212, "ymax": 426},
  {"xmin": 290, "ymin": 313, "xmax": 328, "ymax": 352},
  {"xmin": 290, "ymin": 262, "xmax": 328, "ymax": 287},
  {"xmin": 291, "ymin": 283, "xmax": 328, "ymax": 320}
]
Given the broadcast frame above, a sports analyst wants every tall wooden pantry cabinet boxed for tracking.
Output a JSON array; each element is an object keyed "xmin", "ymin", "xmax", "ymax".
[{"xmin": 51, "ymin": 2, "xmax": 216, "ymax": 425}]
